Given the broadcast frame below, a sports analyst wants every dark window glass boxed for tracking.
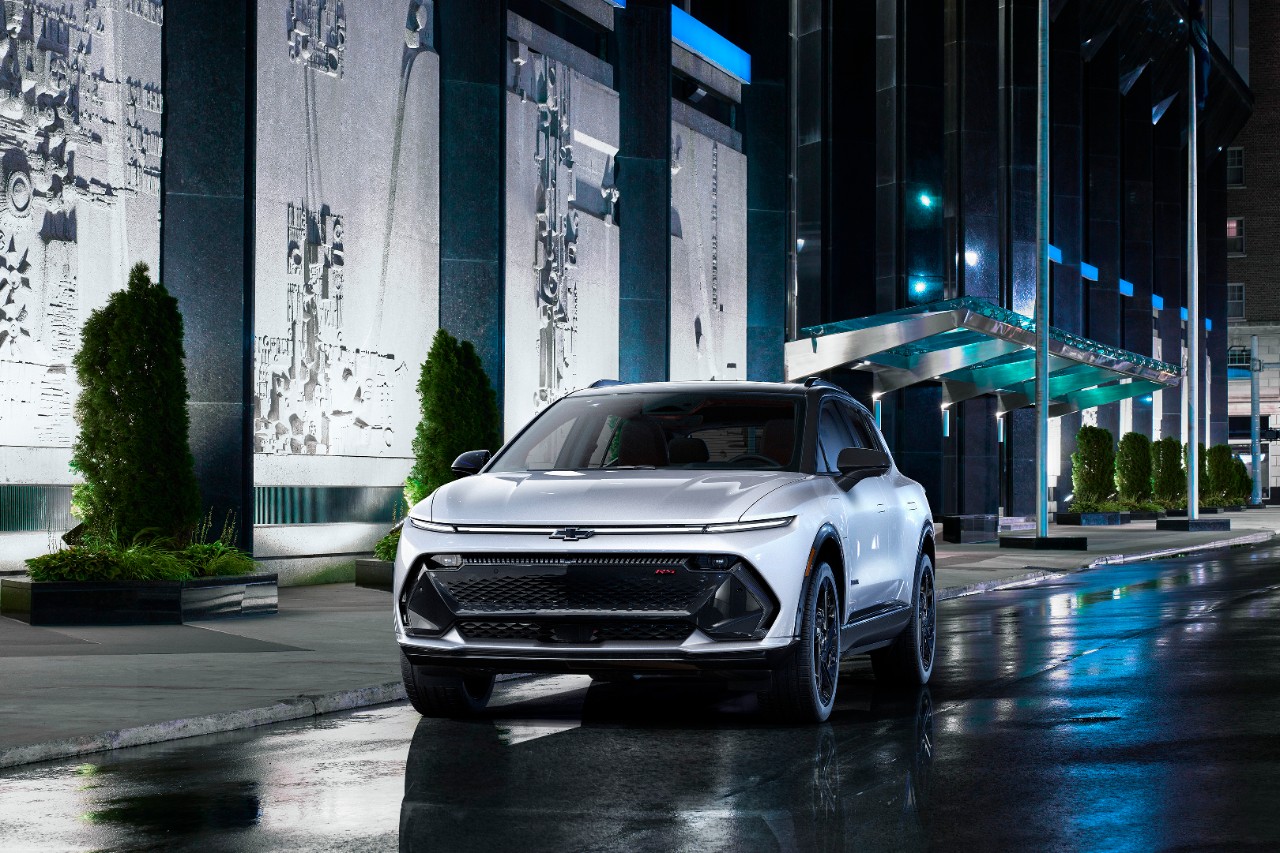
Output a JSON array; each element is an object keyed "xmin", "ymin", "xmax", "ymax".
[
  {"xmin": 1227, "ymin": 147, "xmax": 1244, "ymax": 186},
  {"xmin": 1227, "ymin": 218, "xmax": 1245, "ymax": 255},
  {"xmin": 816, "ymin": 402, "xmax": 864, "ymax": 473}
]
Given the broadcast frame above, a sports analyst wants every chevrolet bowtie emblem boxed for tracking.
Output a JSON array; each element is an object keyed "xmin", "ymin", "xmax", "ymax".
[{"xmin": 550, "ymin": 527, "xmax": 595, "ymax": 541}]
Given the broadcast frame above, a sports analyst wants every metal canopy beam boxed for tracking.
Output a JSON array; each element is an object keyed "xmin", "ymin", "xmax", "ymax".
[{"xmin": 784, "ymin": 297, "xmax": 1180, "ymax": 416}]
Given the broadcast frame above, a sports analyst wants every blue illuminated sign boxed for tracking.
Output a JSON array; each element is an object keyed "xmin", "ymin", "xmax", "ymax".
[
  {"xmin": 671, "ymin": 5, "xmax": 751, "ymax": 84},
  {"xmin": 1119, "ymin": 279, "xmax": 1134, "ymax": 297},
  {"xmin": 1048, "ymin": 244, "xmax": 1063, "ymax": 264},
  {"xmin": 1151, "ymin": 293, "xmax": 1164, "ymax": 310},
  {"xmin": 1205, "ymin": 317, "xmax": 1212, "ymax": 331},
  {"xmin": 1180, "ymin": 307, "xmax": 1188, "ymax": 321},
  {"xmin": 1081, "ymin": 262, "xmax": 1099, "ymax": 281}
]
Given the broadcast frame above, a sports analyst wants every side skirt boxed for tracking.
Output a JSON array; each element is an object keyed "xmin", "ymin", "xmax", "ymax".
[{"xmin": 838, "ymin": 603, "xmax": 911, "ymax": 656}]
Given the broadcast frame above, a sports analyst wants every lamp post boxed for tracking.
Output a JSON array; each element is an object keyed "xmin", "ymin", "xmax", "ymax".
[
  {"xmin": 1186, "ymin": 37, "xmax": 1200, "ymax": 522},
  {"xmin": 1034, "ymin": 0, "xmax": 1050, "ymax": 540}
]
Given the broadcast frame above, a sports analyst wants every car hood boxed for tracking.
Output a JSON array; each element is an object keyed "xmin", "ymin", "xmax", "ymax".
[{"xmin": 430, "ymin": 470, "xmax": 808, "ymax": 526}]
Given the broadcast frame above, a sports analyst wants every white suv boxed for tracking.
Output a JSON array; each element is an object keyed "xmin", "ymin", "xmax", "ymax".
[{"xmin": 394, "ymin": 380, "xmax": 936, "ymax": 722}]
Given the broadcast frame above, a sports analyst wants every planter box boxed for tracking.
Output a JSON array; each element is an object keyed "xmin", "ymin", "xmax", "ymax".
[
  {"xmin": 1220, "ymin": 505, "xmax": 1247, "ymax": 512},
  {"xmin": 1055, "ymin": 512, "xmax": 1130, "ymax": 526},
  {"xmin": 0, "ymin": 574, "xmax": 278, "ymax": 626},
  {"xmin": 1165, "ymin": 507, "xmax": 1222, "ymax": 517},
  {"xmin": 940, "ymin": 515, "xmax": 998, "ymax": 544},
  {"xmin": 355, "ymin": 558, "xmax": 393, "ymax": 592},
  {"xmin": 1126, "ymin": 511, "xmax": 1166, "ymax": 521}
]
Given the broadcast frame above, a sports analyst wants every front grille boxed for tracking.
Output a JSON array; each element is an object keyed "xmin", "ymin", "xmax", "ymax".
[
  {"xmin": 433, "ymin": 553, "xmax": 714, "ymax": 615},
  {"xmin": 456, "ymin": 620, "xmax": 693, "ymax": 643},
  {"xmin": 441, "ymin": 574, "xmax": 708, "ymax": 613}
]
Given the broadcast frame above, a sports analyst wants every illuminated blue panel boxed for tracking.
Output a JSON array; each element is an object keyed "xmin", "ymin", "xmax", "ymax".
[
  {"xmin": 1151, "ymin": 293, "xmax": 1164, "ymax": 310},
  {"xmin": 671, "ymin": 5, "xmax": 751, "ymax": 84},
  {"xmin": 1205, "ymin": 317, "xmax": 1212, "ymax": 331},
  {"xmin": 1119, "ymin": 278, "xmax": 1135, "ymax": 297},
  {"xmin": 1081, "ymin": 262, "xmax": 1099, "ymax": 281},
  {"xmin": 1180, "ymin": 307, "xmax": 1188, "ymax": 321},
  {"xmin": 1228, "ymin": 367, "xmax": 1251, "ymax": 380},
  {"xmin": 1048, "ymin": 244, "xmax": 1063, "ymax": 264},
  {"xmin": 607, "ymin": 0, "xmax": 626, "ymax": 6}
]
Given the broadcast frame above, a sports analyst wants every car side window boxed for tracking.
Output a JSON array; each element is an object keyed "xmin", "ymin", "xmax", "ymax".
[
  {"xmin": 816, "ymin": 402, "xmax": 864, "ymax": 474},
  {"xmin": 840, "ymin": 402, "xmax": 884, "ymax": 455}
]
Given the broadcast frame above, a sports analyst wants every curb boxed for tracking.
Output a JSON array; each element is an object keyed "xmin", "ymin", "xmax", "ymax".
[
  {"xmin": 1086, "ymin": 530, "xmax": 1275, "ymax": 567},
  {"xmin": 0, "ymin": 681, "xmax": 406, "ymax": 770},
  {"xmin": 938, "ymin": 569, "xmax": 1065, "ymax": 601},
  {"xmin": 937, "ymin": 529, "xmax": 1276, "ymax": 601},
  {"xmin": 0, "ymin": 671, "xmax": 539, "ymax": 770}
]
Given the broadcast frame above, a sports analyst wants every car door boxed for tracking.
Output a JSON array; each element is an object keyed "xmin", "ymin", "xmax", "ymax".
[
  {"xmin": 843, "ymin": 402, "xmax": 917, "ymax": 608},
  {"xmin": 815, "ymin": 400, "xmax": 891, "ymax": 621}
]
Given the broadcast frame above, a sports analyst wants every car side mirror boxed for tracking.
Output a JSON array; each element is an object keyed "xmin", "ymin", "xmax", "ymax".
[
  {"xmin": 836, "ymin": 447, "xmax": 891, "ymax": 478},
  {"xmin": 451, "ymin": 449, "xmax": 491, "ymax": 477}
]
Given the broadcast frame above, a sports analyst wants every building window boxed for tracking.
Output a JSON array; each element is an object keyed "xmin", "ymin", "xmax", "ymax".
[
  {"xmin": 1227, "ymin": 147, "xmax": 1244, "ymax": 186},
  {"xmin": 1228, "ymin": 345, "xmax": 1250, "ymax": 367},
  {"xmin": 1228, "ymin": 283, "xmax": 1245, "ymax": 321},
  {"xmin": 1227, "ymin": 218, "xmax": 1245, "ymax": 255}
]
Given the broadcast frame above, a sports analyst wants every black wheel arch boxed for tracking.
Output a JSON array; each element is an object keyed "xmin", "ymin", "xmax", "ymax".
[{"xmin": 793, "ymin": 523, "xmax": 846, "ymax": 636}]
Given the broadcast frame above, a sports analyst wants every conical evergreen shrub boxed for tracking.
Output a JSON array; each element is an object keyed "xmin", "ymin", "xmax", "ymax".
[
  {"xmin": 1071, "ymin": 425, "xmax": 1115, "ymax": 506},
  {"xmin": 1152, "ymin": 436, "xmax": 1186, "ymax": 505},
  {"xmin": 404, "ymin": 328, "xmax": 501, "ymax": 506},
  {"xmin": 71, "ymin": 263, "xmax": 201, "ymax": 542},
  {"xmin": 1115, "ymin": 431, "xmax": 1152, "ymax": 503}
]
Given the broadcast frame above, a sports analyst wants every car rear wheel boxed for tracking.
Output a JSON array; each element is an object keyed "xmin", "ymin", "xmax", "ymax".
[
  {"xmin": 760, "ymin": 562, "xmax": 840, "ymax": 723},
  {"xmin": 870, "ymin": 548, "xmax": 936, "ymax": 685},
  {"xmin": 400, "ymin": 649, "xmax": 494, "ymax": 718}
]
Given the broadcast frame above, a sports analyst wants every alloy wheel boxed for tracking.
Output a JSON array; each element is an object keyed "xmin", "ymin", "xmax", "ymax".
[
  {"xmin": 811, "ymin": 578, "xmax": 840, "ymax": 705},
  {"xmin": 918, "ymin": 562, "xmax": 936, "ymax": 671}
]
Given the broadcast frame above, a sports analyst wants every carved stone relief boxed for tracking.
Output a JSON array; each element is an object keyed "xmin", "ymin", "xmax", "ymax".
[
  {"xmin": 254, "ymin": 202, "xmax": 404, "ymax": 456},
  {"xmin": 288, "ymin": 0, "xmax": 346, "ymax": 77},
  {"xmin": 0, "ymin": 0, "xmax": 163, "ymax": 449}
]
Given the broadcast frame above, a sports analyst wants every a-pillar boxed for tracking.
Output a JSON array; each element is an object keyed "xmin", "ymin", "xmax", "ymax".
[
  {"xmin": 161, "ymin": 0, "xmax": 255, "ymax": 552},
  {"xmin": 615, "ymin": 0, "xmax": 671, "ymax": 382},
  {"xmin": 438, "ymin": 1, "xmax": 507, "ymax": 403}
]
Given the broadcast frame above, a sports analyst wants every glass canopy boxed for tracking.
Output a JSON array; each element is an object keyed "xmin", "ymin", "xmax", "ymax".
[{"xmin": 785, "ymin": 297, "xmax": 1180, "ymax": 417}]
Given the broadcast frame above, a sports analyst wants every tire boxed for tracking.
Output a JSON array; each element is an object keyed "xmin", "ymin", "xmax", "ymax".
[
  {"xmin": 870, "ymin": 547, "xmax": 936, "ymax": 686},
  {"xmin": 400, "ymin": 648, "xmax": 494, "ymax": 718},
  {"xmin": 760, "ymin": 562, "xmax": 841, "ymax": 723}
]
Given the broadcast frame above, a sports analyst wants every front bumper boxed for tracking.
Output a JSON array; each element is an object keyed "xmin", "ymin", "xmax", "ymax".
[{"xmin": 393, "ymin": 521, "xmax": 819, "ymax": 674}]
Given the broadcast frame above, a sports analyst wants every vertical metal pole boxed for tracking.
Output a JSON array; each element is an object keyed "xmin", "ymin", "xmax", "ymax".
[
  {"xmin": 1035, "ymin": 0, "xmax": 1051, "ymax": 538},
  {"xmin": 1252, "ymin": 334, "xmax": 1262, "ymax": 505},
  {"xmin": 1187, "ymin": 44, "xmax": 1200, "ymax": 520}
]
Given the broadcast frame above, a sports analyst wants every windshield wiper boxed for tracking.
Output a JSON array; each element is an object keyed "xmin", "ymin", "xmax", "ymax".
[{"xmin": 603, "ymin": 464, "xmax": 657, "ymax": 470}]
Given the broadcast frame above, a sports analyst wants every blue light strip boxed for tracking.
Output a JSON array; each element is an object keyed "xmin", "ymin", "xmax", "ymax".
[
  {"xmin": 1180, "ymin": 307, "xmax": 1189, "ymax": 321},
  {"xmin": 1048, "ymin": 244, "xmax": 1063, "ymax": 264},
  {"xmin": 671, "ymin": 5, "xmax": 751, "ymax": 84},
  {"xmin": 1151, "ymin": 293, "xmax": 1164, "ymax": 310},
  {"xmin": 1205, "ymin": 317, "xmax": 1212, "ymax": 331},
  {"xmin": 1081, "ymin": 262, "xmax": 1099, "ymax": 281},
  {"xmin": 1119, "ymin": 279, "xmax": 1134, "ymax": 297}
]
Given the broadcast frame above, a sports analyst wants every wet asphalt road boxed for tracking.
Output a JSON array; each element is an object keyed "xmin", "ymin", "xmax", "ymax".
[{"xmin": 4, "ymin": 545, "xmax": 1280, "ymax": 852}]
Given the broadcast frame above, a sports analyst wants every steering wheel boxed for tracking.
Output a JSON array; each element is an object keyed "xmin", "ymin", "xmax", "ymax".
[{"xmin": 728, "ymin": 453, "xmax": 779, "ymax": 467}]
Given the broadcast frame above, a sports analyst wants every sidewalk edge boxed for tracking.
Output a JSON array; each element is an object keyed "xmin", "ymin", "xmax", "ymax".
[
  {"xmin": 0, "ymin": 681, "xmax": 408, "ymax": 770},
  {"xmin": 1086, "ymin": 530, "xmax": 1275, "ymax": 568}
]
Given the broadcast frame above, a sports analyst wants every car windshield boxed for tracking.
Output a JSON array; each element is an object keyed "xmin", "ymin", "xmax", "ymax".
[{"xmin": 488, "ymin": 391, "xmax": 805, "ymax": 473}]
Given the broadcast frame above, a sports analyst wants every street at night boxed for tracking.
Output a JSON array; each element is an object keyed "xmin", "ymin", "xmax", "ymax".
[{"xmin": 5, "ymin": 544, "xmax": 1280, "ymax": 852}]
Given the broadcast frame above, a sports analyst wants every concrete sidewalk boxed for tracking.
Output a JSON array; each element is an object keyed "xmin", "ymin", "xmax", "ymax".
[{"xmin": 1, "ymin": 509, "xmax": 1276, "ymax": 769}]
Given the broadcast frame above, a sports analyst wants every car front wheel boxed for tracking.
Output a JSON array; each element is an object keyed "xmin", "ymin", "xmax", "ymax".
[
  {"xmin": 760, "ymin": 561, "xmax": 840, "ymax": 723},
  {"xmin": 870, "ymin": 548, "xmax": 936, "ymax": 685},
  {"xmin": 400, "ymin": 649, "xmax": 494, "ymax": 718}
]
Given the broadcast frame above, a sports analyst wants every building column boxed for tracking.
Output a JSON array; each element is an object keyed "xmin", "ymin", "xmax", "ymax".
[
  {"xmin": 438, "ymin": 0, "xmax": 506, "ymax": 402},
  {"xmin": 1122, "ymin": 71, "xmax": 1156, "ymax": 438},
  {"xmin": 1153, "ymin": 106, "xmax": 1184, "ymax": 441},
  {"xmin": 615, "ymin": 0, "xmax": 672, "ymax": 382},
  {"xmin": 161, "ymin": 0, "xmax": 255, "ymax": 552},
  {"xmin": 743, "ymin": 0, "xmax": 791, "ymax": 381}
]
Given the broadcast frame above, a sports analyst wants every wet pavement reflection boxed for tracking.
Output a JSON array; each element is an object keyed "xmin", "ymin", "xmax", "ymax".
[{"xmin": 4, "ymin": 544, "xmax": 1280, "ymax": 851}]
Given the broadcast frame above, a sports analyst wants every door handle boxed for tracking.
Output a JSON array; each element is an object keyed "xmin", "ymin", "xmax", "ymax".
[
  {"xmin": 877, "ymin": 503, "xmax": 887, "ymax": 513},
  {"xmin": 906, "ymin": 500, "xmax": 918, "ymax": 510}
]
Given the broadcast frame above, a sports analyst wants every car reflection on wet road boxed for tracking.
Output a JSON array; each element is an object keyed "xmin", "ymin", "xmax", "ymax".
[{"xmin": 4, "ymin": 545, "xmax": 1280, "ymax": 851}]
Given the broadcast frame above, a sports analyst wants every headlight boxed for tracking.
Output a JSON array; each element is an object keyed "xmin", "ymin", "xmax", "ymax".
[
  {"xmin": 704, "ymin": 516, "xmax": 795, "ymax": 534},
  {"xmin": 408, "ymin": 515, "xmax": 455, "ymax": 533}
]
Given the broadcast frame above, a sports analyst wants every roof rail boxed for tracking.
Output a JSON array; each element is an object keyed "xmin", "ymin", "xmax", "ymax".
[{"xmin": 800, "ymin": 376, "xmax": 842, "ymax": 391}]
